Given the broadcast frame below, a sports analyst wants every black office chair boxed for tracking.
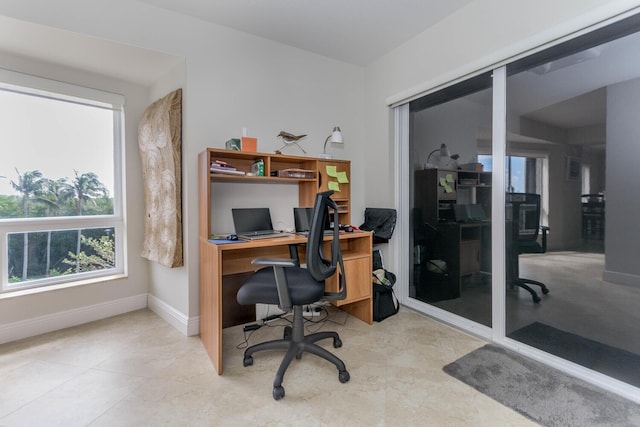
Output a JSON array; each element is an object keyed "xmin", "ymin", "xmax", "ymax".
[
  {"xmin": 506, "ymin": 193, "xmax": 550, "ymax": 303},
  {"xmin": 236, "ymin": 190, "xmax": 350, "ymax": 400}
]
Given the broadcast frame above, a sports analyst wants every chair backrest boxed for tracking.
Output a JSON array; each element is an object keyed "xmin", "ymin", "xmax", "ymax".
[
  {"xmin": 360, "ymin": 207, "xmax": 397, "ymax": 242},
  {"xmin": 506, "ymin": 192, "xmax": 541, "ymax": 244},
  {"xmin": 306, "ymin": 191, "xmax": 346, "ymax": 301}
]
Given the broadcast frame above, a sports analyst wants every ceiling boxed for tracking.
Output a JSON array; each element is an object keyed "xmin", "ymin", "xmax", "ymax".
[
  {"xmin": 511, "ymin": 30, "xmax": 640, "ymax": 133},
  {"xmin": 137, "ymin": 0, "xmax": 473, "ymax": 65},
  {"xmin": 0, "ymin": 1, "xmax": 473, "ymax": 84},
  {"xmin": 522, "ymin": 88, "xmax": 606, "ymax": 130},
  {"xmin": 0, "ymin": 15, "xmax": 183, "ymax": 86},
  {"xmin": 1, "ymin": 2, "xmax": 638, "ymax": 136}
]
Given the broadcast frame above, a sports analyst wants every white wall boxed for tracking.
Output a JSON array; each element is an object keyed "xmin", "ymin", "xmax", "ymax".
[
  {"xmin": 0, "ymin": 0, "xmax": 365, "ymax": 336},
  {"xmin": 0, "ymin": 51, "xmax": 151, "ymax": 328},
  {"xmin": 605, "ymin": 77, "xmax": 640, "ymax": 284}
]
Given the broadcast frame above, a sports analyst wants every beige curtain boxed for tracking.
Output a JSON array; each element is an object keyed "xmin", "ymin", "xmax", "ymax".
[{"xmin": 138, "ymin": 88, "xmax": 183, "ymax": 267}]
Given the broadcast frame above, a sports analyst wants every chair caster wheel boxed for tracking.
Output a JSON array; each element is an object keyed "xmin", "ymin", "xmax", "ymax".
[
  {"xmin": 541, "ymin": 287, "xmax": 550, "ymax": 295},
  {"xmin": 333, "ymin": 337, "xmax": 342, "ymax": 348},
  {"xmin": 532, "ymin": 295, "xmax": 541, "ymax": 303},
  {"xmin": 273, "ymin": 386, "xmax": 285, "ymax": 400},
  {"xmin": 338, "ymin": 370, "xmax": 350, "ymax": 383},
  {"xmin": 283, "ymin": 326, "xmax": 292, "ymax": 340},
  {"xmin": 243, "ymin": 355, "xmax": 253, "ymax": 367}
]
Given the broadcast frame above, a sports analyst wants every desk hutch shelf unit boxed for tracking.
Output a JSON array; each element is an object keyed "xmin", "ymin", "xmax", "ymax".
[
  {"xmin": 198, "ymin": 148, "xmax": 372, "ymax": 374},
  {"xmin": 415, "ymin": 168, "xmax": 492, "ymax": 225},
  {"xmin": 414, "ymin": 168, "xmax": 492, "ymax": 302},
  {"xmin": 200, "ymin": 148, "xmax": 351, "ymax": 229}
]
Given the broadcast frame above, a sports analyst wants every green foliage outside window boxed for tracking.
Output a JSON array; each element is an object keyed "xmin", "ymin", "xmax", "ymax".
[{"xmin": 1, "ymin": 168, "xmax": 115, "ymax": 284}]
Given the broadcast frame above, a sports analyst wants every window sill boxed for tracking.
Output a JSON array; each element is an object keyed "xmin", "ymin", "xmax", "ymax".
[{"xmin": 0, "ymin": 273, "xmax": 127, "ymax": 300}]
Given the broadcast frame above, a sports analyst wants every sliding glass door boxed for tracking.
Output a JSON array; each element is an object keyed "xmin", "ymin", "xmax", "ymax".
[
  {"xmin": 408, "ymin": 73, "xmax": 493, "ymax": 327},
  {"xmin": 404, "ymin": 13, "xmax": 640, "ymax": 392},
  {"xmin": 504, "ymin": 17, "xmax": 640, "ymax": 389}
]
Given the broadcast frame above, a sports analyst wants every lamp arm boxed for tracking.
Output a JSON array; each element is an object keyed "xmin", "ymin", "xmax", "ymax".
[
  {"xmin": 323, "ymin": 135, "xmax": 331, "ymax": 154},
  {"xmin": 426, "ymin": 148, "xmax": 440, "ymax": 164}
]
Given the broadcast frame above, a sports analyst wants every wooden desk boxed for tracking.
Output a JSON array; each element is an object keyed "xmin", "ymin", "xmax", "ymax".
[{"xmin": 199, "ymin": 231, "xmax": 372, "ymax": 375}]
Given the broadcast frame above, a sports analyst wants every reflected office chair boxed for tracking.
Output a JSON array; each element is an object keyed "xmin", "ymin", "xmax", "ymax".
[
  {"xmin": 506, "ymin": 193, "xmax": 550, "ymax": 303},
  {"xmin": 236, "ymin": 190, "xmax": 349, "ymax": 400}
]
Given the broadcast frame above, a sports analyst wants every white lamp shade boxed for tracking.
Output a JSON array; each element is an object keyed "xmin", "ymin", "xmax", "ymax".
[
  {"xmin": 331, "ymin": 126, "xmax": 343, "ymax": 144},
  {"xmin": 439, "ymin": 143, "xmax": 451, "ymax": 158},
  {"xmin": 320, "ymin": 126, "xmax": 343, "ymax": 158}
]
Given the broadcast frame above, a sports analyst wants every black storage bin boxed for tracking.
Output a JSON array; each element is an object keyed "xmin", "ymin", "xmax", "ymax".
[{"xmin": 414, "ymin": 263, "xmax": 459, "ymax": 303}]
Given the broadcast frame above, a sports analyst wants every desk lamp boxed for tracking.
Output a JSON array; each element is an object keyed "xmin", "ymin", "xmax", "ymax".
[
  {"xmin": 319, "ymin": 126, "xmax": 343, "ymax": 159},
  {"xmin": 425, "ymin": 143, "xmax": 459, "ymax": 169}
]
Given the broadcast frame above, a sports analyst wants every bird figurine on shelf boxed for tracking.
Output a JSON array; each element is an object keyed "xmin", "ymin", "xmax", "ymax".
[{"xmin": 276, "ymin": 131, "xmax": 307, "ymax": 154}]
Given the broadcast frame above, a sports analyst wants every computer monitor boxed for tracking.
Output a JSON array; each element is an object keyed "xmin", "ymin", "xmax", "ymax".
[{"xmin": 293, "ymin": 207, "xmax": 332, "ymax": 233}]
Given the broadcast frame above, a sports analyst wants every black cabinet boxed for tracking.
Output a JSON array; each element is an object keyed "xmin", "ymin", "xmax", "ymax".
[{"xmin": 413, "ymin": 168, "xmax": 492, "ymax": 302}]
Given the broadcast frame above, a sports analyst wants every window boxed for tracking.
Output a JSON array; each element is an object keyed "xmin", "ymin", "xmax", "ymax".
[
  {"xmin": 479, "ymin": 153, "xmax": 547, "ymax": 226},
  {"xmin": 582, "ymin": 164, "xmax": 591, "ymax": 195},
  {"xmin": 478, "ymin": 154, "xmax": 543, "ymax": 194},
  {"xmin": 0, "ymin": 70, "xmax": 125, "ymax": 293}
]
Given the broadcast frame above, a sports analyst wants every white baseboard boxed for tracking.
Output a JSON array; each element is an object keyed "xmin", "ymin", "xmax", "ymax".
[
  {"xmin": 0, "ymin": 294, "xmax": 148, "ymax": 345},
  {"xmin": 147, "ymin": 294, "xmax": 199, "ymax": 336},
  {"xmin": 603, "ymin": 270, "xmax": 640, "ymax": 287}
]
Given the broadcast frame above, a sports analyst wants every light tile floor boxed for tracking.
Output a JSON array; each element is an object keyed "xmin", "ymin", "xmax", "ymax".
[{"xmin": 0, "ymin": 308, "xmax": 537, "ymax": 426}]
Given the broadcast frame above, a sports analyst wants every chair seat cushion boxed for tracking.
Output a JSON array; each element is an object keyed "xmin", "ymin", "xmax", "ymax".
[{"xmin": 237, "ymin": 267, "xmax": 326, "ymax": 306}]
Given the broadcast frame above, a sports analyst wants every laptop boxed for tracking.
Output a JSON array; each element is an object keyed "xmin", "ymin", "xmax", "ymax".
[
  {"xmin": 293, "ymin": 207, "xmax": 334, "ymax": 236},
  {"xmin": 232, "ymin": 208, "xmax": 289, "ymax": 240},
  {"xmin": 454, "ymin": 204, "xmax": 490, "ymax": 223}
]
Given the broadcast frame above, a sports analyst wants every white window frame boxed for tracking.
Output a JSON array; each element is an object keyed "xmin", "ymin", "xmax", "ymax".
[{"xmin": 0, "ymin": 69, "xmax": 126, "ymax": 294}]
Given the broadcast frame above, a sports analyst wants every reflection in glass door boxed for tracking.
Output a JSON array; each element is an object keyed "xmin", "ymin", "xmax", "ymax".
[
  {"xmin": 408, "ymin": 73, "xmax": 493, "ymax": 327},
  {"xmin": 504, "ymin": 19, "xmax": 640, "ymax": 388}
]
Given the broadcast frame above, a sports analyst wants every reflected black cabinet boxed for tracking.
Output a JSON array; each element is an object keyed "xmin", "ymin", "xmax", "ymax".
[
  {"xmin": 413, "ymin": 168, "xmax": 492, "ymax": 302},
  {"xmin": 414, "ymin": 168, "xmax": 491, "ymax": 227}
]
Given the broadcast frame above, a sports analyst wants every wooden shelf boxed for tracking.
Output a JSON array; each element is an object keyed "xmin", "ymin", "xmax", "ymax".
[
  {"xmin": 200, "ymin": 148, "xmax": 352, "ymax": 238},
  {"xmin": 210, "ymin": 174, "xmax": 316, "ymax": 184}
]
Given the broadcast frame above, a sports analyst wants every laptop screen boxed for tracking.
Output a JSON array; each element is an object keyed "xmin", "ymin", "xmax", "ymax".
[
  {"xmin": 468, "ymin": 204, "xmax": 489, "ymax": 221},
  {"xmin": 232, "ymin": 208, "xmax": 274, "ymax": 234},
  {"xmin": 293, "ymin": 207, "xmax": 332, "ymax": 232},
  {"xmin": 454, "ymin": 204, "xmax": 489, "ymax": 222}
]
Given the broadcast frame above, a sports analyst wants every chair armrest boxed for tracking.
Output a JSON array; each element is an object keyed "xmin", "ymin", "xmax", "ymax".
[
  {"xmin": 250, "ymin": 258, "xmax": 296, "ymax": 310},
  {"xmin": 251, "ymin": 258, "xmax": 297, "ymax": 268},
  {"xmin": 322, "ymin": 256, "xmax": 347, "ymax": 302}
]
